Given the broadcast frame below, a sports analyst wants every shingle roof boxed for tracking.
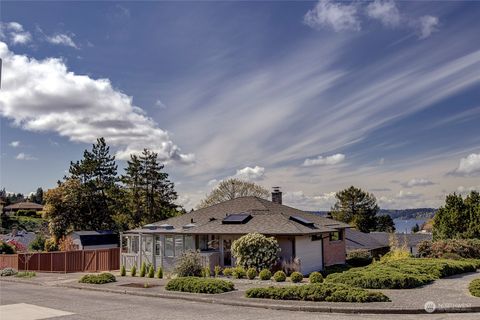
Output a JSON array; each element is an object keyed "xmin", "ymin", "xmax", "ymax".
[
  {"xmin": 345, "ymin": 229, "xmax": 388, "ymax": 251},
  {"xmin": 127, "ymin": 196, "xmax": 349, "ymax": 235}
]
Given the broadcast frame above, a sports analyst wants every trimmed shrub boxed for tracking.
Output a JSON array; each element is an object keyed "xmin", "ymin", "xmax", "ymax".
[
  {"xmin": 166, "ymin": 277, "xmax": 235, "ymax": 294},
  {"xmin": 29, "ymin": 234, "xmax": 46, "ymax": 251},
  {"xmin": 222, "ymin": 267, "xmax": 233, "ymax": 277},
  {"xmin": 174, "ymin": 250, "xmax": 203, "ymax": 277},
  {"xmin": 214, "ymin": 265, "xmax": 221, "ymax": 277},
  {"xmin": 0, "ymin": 241, "xmax": 15, "ymax": 254},
  {"xmin": 309, "ymin": 272, "xmax": 324, "ymax": 284},
  {"xmin": 273, "ymin": 271, "xmax": 286, "ymax": 282},
  {"xmin": 232, "ymin": 267, "xmax": 246, "ymax": 279},
  {"xmin": 231, "ymin": 233, "xmax": 280, "ymax": 270},
  {"xmin": 418, "ymin": 239, "xmax": 480, "ymax": 259},
  {"xmin": 347, "ymin": 249, "xmax": 373, "ymax": 267},
  {"xmin": 16, "ymin": 271, "xmax": 36, "ymax": 278},
  {"xmin": 259, "ymin": 269, "xmax": 272, "ymax": 281},
  {"xmin": 202, "ymin": 267, "xmax": 211, "ymax": 278},
  {"xmin": 0, "ymin": 268, "xmax": 17, "ymax": 277},
  {"xmin": 326, "ymin": 258, "xmax": 480, "ymax": 289},
  {"xmin": 131, "ymin": 265, "xmax": 137, "ymax": 277},
  {"xmin": 290, "ymin": 272, "xmax": 303, "ymax": 283},
  {"xmin": 156, "ymin": 267, "xmax": 163, "ymax": 279},
  {"xmin": 139, "ymin": 262, "xmax": 147, "ymax": 277},
  {"xmin": 120, "ymin": 265, "xmax": 126, "ymax": 277},
  {"xmin": 148, "ymin": 265, "xmax": 155, "ymax": 278},
  {"xmin": 245, "ymin": 283, "xmax": 389, "ymax": 303},
  {"xmin": 469, "ymin": 278, "xmax": 480, "ymax": 297},
  {"xmin": 79, "ymin": 273, "xmax": 116, "ymax": 284},
  {"xmin": 247, "ymin": 268, "xmax": 257, "ymax": 280},
  {"xmin": 322, "ymin": 264, "xmax": 352, "ymax": 276}
]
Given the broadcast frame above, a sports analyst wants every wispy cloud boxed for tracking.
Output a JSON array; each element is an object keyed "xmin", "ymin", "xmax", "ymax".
[
  {"xmin": 450, "ymin": 153, "xmax": 480, "ymax": 176},
  {"xmin": 0, "ymin": 22, "xmax": 32, "ymax": 45},
  {"xmin": 303, "ymin": 154, "xmax": 345, "ymax": 167},
  {"xmin": 304, "ymin": 0, "xmax": 361, "ymax": 32},
  {"xmin": 401, "ymin": 178, "xmax": 434, "ymax": 188},
  {"xmin": 417, "ymin": 15, "xmax": 439, "ymax": 39},
  {"xmin": 366, "ymin": 0, "xmax": 400, "ymax": 28},
  {"xmin": 15, "ymin": 152, "xmax": 37, "ymax": 161},
  {"xmin": 46, "ymin": 33, "xmax": 78, "ymax": 49},
  {"xmin": 9, "ymin": 141, "xmax": 20, "ymax": 147}
]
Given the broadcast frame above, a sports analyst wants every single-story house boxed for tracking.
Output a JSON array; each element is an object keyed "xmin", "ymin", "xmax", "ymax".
[
  {"xmin": 345, "ymin": 229, "xmax": 390, "ymax": 257},
  {"xmin": 121, "ymin": 189, "xmax": 350, "ymax": 274},
  {"xmin": 69, "ymin": 231, "xmax": 119, "ymax": 250},
  {"xmin": 3, "ymin": 202, "xmax": 43, "ymax": 215}
]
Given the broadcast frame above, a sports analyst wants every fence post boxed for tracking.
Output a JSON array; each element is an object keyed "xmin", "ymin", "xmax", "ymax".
[
  {"xmin": 51, "ymin": 253, "xmax": 53, "ymax": 272},
  {"xmin": 82, "ymin": 250, "xmax": 85, "ymax": 272},
  {"xmin": 64, "ymin": 251, "xmax": 67, "ymax": 273}
]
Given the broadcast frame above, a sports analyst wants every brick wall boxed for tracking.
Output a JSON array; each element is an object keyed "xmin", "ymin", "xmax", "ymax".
[{"xmin": 323, "ymin": 230, "xmax": 346, "ymax": 266}]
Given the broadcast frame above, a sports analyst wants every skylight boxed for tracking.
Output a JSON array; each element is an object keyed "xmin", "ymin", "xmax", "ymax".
[
  {"xmin": 289, "ymin": 216, "xmax": 315, "ymax": 228},
  {"xmin": 222, "ymin": 213, "xmax": 252, "ymax": 224}
]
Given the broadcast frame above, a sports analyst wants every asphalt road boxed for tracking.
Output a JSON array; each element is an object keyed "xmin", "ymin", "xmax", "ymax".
[{"xmin": 1, "ymin": 281, "xmax": 479, "ymax": 320}]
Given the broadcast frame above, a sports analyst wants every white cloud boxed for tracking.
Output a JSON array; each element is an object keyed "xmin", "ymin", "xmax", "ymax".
[
  {"xmin": 15, "ymin": 152, "xmax": 37, "ymax": 161},
  {"xmin": 9, "ymin": 141, "xmax": 20, "ymax": 147},
  {"xmin": 0, "ymin": 22, "xmax": 32, "ymax": 45},
  {"xmin": 283, "ymin": 190, "xmax": 337, "ymax": 211},
  {"xmin": 366, "ymin": 0, "xmax": 400, "ymax": 27},
  {"xmin": 0, "ymin": 42, "xmax": 194, "ymax": 164},
  {"xmin": 303, "ymin": 153, "xmax": 345, "ymax": 167},
  {"xmin": 304, "ymin": 0, "xmax": 361, "ymax": 32},
  {"xmin": 46, "ymin": 33, "xmax": 78, "ymax": 49},
  {"xmin": 233, "ymin": 166, "xmax": 265, "ymax": 181},
  {"xmin": 456, "ymin": 185, "xmax": 480, "ymax": 195},
  {"xmin": 155, "ymin": 99, "xmax": 167, "ymax": 109},
  {"xmin": 452, "ymin": 153, "xmax": 480, "ymax": 176},
  {"xmin": 402, "ymin": 178, "xmax": 434, "ymax": 188},
  {"xmin": 417, "ymin": 15, "xmax": 439, "ymax": 39},
  {"xmin": 396, "ymin": 190, "xmax": 422, "ymax": 200}
]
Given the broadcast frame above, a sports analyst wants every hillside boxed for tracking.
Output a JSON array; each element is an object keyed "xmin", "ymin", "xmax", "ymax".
[{"xmin": 309, "ymin": 208, "xmax": 436, "ymax": 220}]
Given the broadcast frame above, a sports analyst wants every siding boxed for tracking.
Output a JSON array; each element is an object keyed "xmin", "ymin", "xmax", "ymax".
[{"xmin": 295, "ymin": 235, "xmax": 323, "ymax": 274}]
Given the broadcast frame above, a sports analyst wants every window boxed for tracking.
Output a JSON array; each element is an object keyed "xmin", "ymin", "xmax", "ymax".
[
  {"xmin": 184, "ymin": 235, "xmax": 195, "ymax": 251},
  {"xmin": 199, "ymin": 235, "xmax": 219, "ymax": 251},
  {"xmin": 143, "ymin": 236, "xmax": 153, "ymax": 253},
  {"xmin": 164, "ymin": 235, "xmax": 174, "ymax": 257},
  {"xmin": 130, "ymin": 236, "xmax": 139, "ymax": 254},
  {"xmin": 329, "ymin": 231, "xmax": 342, "ymax": 241},
  {"xmin": 155, "ymin": 236, "xmax": 161, "ymax": 256},
  {"xmin": 175, "ymin": 235, "xmax": 184, "ymax": 256},
  {"xmin": 311, "ymin": 234, "xmax": 322, "ymax": 241}
]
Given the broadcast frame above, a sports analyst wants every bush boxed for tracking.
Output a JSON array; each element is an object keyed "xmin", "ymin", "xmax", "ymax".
[
  {"xmin": 148, "ymin": 265, "xmax": 155, "ymax": 278},
  {"xmin": 0, "ymin": 241, "xmax": 15, "ymax": 254},
  {"xmin": 326, "ymin": 258, "xmax": 480, "ymax": 289},
  {"xmin": 259, "ymin": 269, "xmax": 272, "ymax": 280},
  {"xmin": 44, "ymin": 238, "xmax": 58, "ymax": 252},
  {"xmin": 202, "ymin": 267, "xmax": 211, "ymax": 278},
  {"xmin": 0, "ymin": 268, "xmax": 17, "ymax": 277},
  {"xmin": 79, "ymin": 273, "xmax": 116, "ymax": 284},
  {"xmin": 322, "ymin": 264, "xmax": 352, "ymax": 276},
  {"xmin": 418, "ymin": 239, "xmax": 480, "ymax": 259},
  {"xmin": 131, "ymin": 265, "xmax": 137, "ymax": 277},
  {"xmin": 346, "ymin": 249, "xmax": 373, "ymax": 267},
  {"xmin": 273, "ymin": 271, "xmax": 286, "ymax": 282},
  {"xmin": 247, "ymin": 268, "xmax": 257, "ymax": 280},
  {"xmin": 120, "ymin": 265, "xmax": 126, "ymax": 277},
  {"xmin": 232, "ymin": 267, "xmax": 246, "ymax": 279},
  {"xmin": 156, "ymin": 267, "xmax": 163, "ymax": 279},
  {"xmin": 29, "ymin": 234, "xmax": 46, "ymax": 251},
  {"xmin": 17, "ymin": 210, "xmax": 37, "ymax": 217},
  {"xmin": 222, "ymin": 267, "xmax": 233, "ymax": 277},
  {"xmin": 16, "ymin": 271, "xmax": 36, "ymax": 278},
  {"xmin": 469, "ymin": 278, "xmax": 480, "ymax": 297},
  {"xmin": 166, "ymin": 277, "xmax": 235, "ymax": 294},
  {"xmin": 245, "ymin": 283, "xmax": 389, "ymax": 303},
  {"xmin": 290, "ymin": 272, "xmax": 303, "ymax": 283},
  {"xmin": 139, "ymin": 262, "xmax": 147, "ymax": 277},
  {"xmin": 231, "ymin": 233, "xmax": 280, "ymax": 270},
  {"xmin": 214, "ymin": 265, "xmax": 221, "ymax": 277},
  {"xmin": 174, "ymin": 250, "xmax": 203, "ymax": 277},
  {"xmin": 309, "ymin": 272, "xmax": 324, "ymax": 284}
]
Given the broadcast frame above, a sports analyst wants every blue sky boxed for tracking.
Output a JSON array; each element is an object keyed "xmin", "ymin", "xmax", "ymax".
[{"xmin": 1, "ymin": 1, "xmax": 479, "ymax": 210}]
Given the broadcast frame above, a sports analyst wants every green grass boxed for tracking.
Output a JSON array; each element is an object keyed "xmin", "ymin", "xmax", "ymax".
[
  {"xmin": 245, "ymin": 283, "xmax": 389, "ymax": 303},
  {"xmin": 15, "ymin": 271, "xmax": 36, "ymax": 278},
  {"xmin": 79, "ymin": 273, "xmax": 116, "ymax": 284},
  {"xmin": 326, "ymin": 258, "xmax": 480, "ymax": 289},
  {"xmin": 469, "ymin": 278, "xmax": 480, "ymax": 297},
  {"xmin": 166, "ymin": 277, "xmax": 235, "ymax": 294}
]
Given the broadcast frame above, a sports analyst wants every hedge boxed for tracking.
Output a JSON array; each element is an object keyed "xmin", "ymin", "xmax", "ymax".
[
  {"xmin": 326, "ymin": 258, "xmax": 480, "ymax": 289},
  {"xmin": 245, "ymin": 283, "xmax": 389, "ymax": 303},
  {"xmin": 469, "ymin": 278, "xmax": 480, "ymax": 298},
  {"xmin": 166, "ymin": 277, "xmax": 235, "ymax": 294},
  {"xmin": 418, "ymin": 239, "xmax": 480, "ymax": 259},
  {"xmin": 79, "ymin": 273, "xmax": 116, "ymax": 284}
]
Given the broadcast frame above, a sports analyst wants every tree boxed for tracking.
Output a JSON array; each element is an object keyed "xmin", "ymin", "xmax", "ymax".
[
  {"xmin": 35, "ymin": 187, "xmax": 44, "ymax": 204},
  {"xmin": 433, "ymin": 191, "xmax": 480, "ymax": 240},
  {"xmin": 330, "ymin": 186, "xmax": 379, "ymax": 233},
  {"xmin": 376, "ymin": 215, "xmax": 396, "ymax": 233},
  {"xmin": 411, "ymin": 223, "xmax": 420, "ymax": 233},
  {"xmin": 197, "ymin": 178, "xmax": 269, "ymax": 209}
]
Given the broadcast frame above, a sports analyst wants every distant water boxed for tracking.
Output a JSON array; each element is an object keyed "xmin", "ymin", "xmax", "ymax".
[{"xmin": 394, "ymin": 218, "xmax": 428, "ymax": 234}]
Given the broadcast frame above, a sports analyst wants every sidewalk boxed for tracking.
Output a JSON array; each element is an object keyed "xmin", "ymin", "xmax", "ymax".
[{"xmin": 2, "ymin": 271, "xmax": 479, "ymax": 314}]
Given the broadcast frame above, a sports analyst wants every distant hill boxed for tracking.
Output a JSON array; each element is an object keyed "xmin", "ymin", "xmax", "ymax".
[{"xmin": 309, "ymin": 208, "xmax": 436, "ymax": 220}]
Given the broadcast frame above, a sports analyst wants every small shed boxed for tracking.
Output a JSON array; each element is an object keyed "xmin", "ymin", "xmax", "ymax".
[{"xmin": 69, "ymin": 231, "xmax": 119, "ymax": 250}]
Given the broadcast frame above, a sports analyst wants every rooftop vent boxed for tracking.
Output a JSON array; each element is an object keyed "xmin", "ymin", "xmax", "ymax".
[
  {"xmin": 289, "ymin": 215, "xmax": 315, "ymax": 228},
  {"xmin": 143, "ymin": 224, "xmax": 158, "ymax": 230},
  {"xmin": 182, "ymin": 223, "xmax": 196, "ymax": 229},
  {"xmin": 158, "ymin": 224, "xmax": 174, "ymax": 230},
  {"xmin": 222, "ymin": 213, "xmax": 252, "ymax": 225}
]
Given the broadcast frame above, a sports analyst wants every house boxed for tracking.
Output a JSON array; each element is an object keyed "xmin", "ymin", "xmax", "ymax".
[
  {"xmin": 0, "ymin": 230, "xmax": 36, "ymax": 251},
  {"xmin": 345, "ymin": 228, "xmax": 390, "ymax": 257},
  {"xmin": 3, "ymin": 202, "xmax": 43, "ymax": 215},
  {"xmin": 69, "ymin": 231, "xmax": 119, "ymax": 250},
  {"xmin": 121, "ymin": 188, "xmax": 350, "ymax": 274}
]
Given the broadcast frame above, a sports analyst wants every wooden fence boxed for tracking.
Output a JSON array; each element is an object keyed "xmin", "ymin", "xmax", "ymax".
[{"xmin": 0, "ymin": 248, "xmax": 120, "ymax": 273}]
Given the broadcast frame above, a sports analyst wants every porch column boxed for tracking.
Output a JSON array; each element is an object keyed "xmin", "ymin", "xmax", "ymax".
[
  {"xmin": 119, "ymin": 232, "xmax": 123, "ymax": 267},
  {"xmin": 138, "ymin": 233, "xmax": 143, "ymax": 269},
  {"xmin": 219, "ymin": 235, "xmax": 224, "ymax": 267}
]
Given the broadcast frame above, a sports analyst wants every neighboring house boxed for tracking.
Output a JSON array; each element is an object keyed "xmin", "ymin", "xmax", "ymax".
[
  {"xmin": 0, "ymin": 230, "xmax": 36, "ymax": 251},
  {"xmin": 3, "ymin": 202, "xmax": 43, "ymax": 215},
  {"xmin": 345, "ymin": 229, "xmax": 390, "ymax": 258},
  {"xmin": 69, "ymin": 231, "xmax": 119, "ymax": 250},
  {"xmin": 121, "ymin": 189, "xmax": 349, "ymax": 274},
  {"xmin": 368, "ymin": 232, "xmax": 432, "ymax": 256}
]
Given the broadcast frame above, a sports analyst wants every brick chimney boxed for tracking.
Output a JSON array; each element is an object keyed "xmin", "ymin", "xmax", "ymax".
[{"xmin": 271, "ymin": 187, "xmax": 282, "ymax": 205}]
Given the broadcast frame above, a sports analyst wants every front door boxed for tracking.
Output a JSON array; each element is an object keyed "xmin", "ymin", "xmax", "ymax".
[{"xmin": 223, "ymin": 237, "xmax": 233, "ymax": 266}]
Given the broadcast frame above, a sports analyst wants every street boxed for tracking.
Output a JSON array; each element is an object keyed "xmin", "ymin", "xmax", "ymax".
[{"xmin": 1, "ymin": 281, "xmax": 479, "ymax": 320}]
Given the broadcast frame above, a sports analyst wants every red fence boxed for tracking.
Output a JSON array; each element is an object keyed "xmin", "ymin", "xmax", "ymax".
[{"xmin": 0, "ymin": 248, "xmax": 119, "ymax": 273}]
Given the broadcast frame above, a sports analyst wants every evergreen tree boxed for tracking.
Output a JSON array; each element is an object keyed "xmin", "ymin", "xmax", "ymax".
[
  {"xmin": 35, "ymin": 187, "xmax": 44, "ymax": 204},
  {"xmin": 376, "ymin": 215, "xmax": 396, "ymax": 233}
]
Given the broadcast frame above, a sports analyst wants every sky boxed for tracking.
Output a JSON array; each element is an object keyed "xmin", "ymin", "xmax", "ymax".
[{"xmin": 0, "ymin": 1, "xmax": 479, "ymax": 211}]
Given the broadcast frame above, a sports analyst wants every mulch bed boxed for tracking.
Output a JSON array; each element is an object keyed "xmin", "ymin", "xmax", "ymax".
[{"xmin": 119, "ymin": 283, "xmax": 161, "ymax": 289}]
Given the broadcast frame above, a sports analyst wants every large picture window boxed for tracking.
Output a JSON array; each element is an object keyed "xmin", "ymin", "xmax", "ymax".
[
  {"xmin": 174, "ymin": 235, "xmax": 184, "ymax": 256},
  {"xmin": 165, "ymin": 235, "xmax": 174, "ymax": 257},
  {"xmin": 184, "ymin": 235, "xmax": 195, "ymax": 251},
  {"xmin": 199, "ymin": 235, "xmax": 219, "ymax": 251}
]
